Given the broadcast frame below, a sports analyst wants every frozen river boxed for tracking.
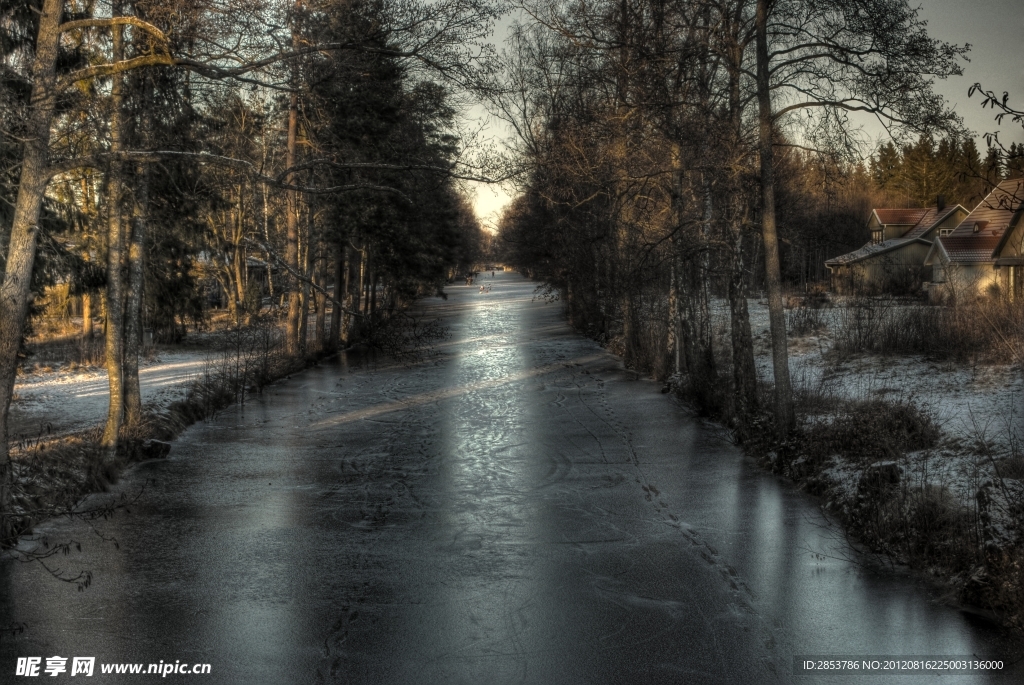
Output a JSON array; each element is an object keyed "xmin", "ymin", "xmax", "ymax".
[{"xmin": 1, "ymin": 272, "xmax": 1020, "ymax": 683}]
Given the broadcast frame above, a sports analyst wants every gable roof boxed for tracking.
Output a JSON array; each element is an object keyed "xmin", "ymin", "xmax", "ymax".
[
  {"xmin": 873, "ymin": 208, "xmax": 931, "ymax": 227},
  {"xmin": 939, "ymin": 235, "xmax": 1003, "ymax": 263},
  {"xmin": 826, "ymin": 204, "xmax": 966, "ymax": 268},
  {"xmin": 903, "ymin": 205, "xmax": 964, "ymax": 239},
  {"xmin": 932, "ymin": 180, "xmax": 1024, "ymax": 264}
]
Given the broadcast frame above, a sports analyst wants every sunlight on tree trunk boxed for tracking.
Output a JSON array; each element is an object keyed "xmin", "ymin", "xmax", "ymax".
[
  {"xmin": 124, "ymin": 159, "xmax": 149, "ymax": 427},
  {"xmin": 102, "ymin": 8, "xmax": 127, "ymax": 456}
]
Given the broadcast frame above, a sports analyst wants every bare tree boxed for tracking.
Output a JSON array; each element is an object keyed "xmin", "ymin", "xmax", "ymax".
[{"xmin": 751, "ymin": 0, "xmax": 965, "ymax": 437}]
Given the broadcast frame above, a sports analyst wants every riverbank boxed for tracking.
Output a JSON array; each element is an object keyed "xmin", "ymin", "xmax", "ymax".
[
  {"xmin": 724, "ymin": 298, "xmax": 1024, "ymax": 634},
  {"xmin": 6, "ymin": 319, "xmax": 323, "ymax": 545}
]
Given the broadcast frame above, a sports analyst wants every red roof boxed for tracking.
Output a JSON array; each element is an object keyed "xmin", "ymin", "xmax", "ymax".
[
  {"xmin": 939, "ymin": 234, "xmax": 1003, "ymax": 263},
  {"xmin": 903, "ymin": 205, "xmax": 962, "ymax": 239},
  {"xmin": 874, "ymin": 208, "xmax": 931, "ymax": 226},
  {"xmin": 948, "ymin": 179, "xmax": 1024, "ymax": 239},
  {"xmin": 828, "ymin": 204, "xmax": 965, "ymax": 268}
]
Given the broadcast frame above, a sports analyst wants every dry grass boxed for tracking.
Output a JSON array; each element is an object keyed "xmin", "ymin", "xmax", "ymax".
[
  {"xmin": 830, "ymin": 294, "xmax": 1024, "ymax": 363},
  {"xmin": 8, "ymin": 432, "xmax": 110, "ymax": 534},
  {"xmin": 800, "ymin": 398, "xmax": 940, "ymax": 464}
]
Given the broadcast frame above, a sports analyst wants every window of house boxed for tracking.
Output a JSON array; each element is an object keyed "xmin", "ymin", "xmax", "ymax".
[
  {"xmin": 871, "ymin": 230, "xmax": 882, "ymax": 244},
  {"xmin": 939, "ymin": 228, "xmax": 953, "ymax": 236}
]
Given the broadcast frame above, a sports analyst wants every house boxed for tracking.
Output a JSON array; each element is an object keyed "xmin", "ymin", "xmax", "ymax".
[
  {"xmin": 924, "ymin": 179, "xmax": 1024, "ymax": 301},
  {"xmin": 195, "ymin": 252, "xmax": 279, "ymax": 310},
  {"xmin": 825, "ymin": 202, "xmax": 968, "ymax": 295}
]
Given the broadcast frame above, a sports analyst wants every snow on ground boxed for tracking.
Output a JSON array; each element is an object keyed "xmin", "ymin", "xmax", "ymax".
[
  {"xmin": 707, "ymin": 297, "xmax": 1024, "ymax": 524},
  {"xmin": 718, "ymin": 299, "xmax": 1024, "ymax": 450},
  {"xmin": 9, "ymin": 351, "xmax": 211, "ymax": 441}
]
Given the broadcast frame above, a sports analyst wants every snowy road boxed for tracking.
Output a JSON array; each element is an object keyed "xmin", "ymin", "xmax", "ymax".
[
  {"xmin": 0, "ymin": 272, "xmax": 1020, "ymax": 684},
  {"xmin": 9, "ymin": 353, "xmax": 208, "ymax": 440}
]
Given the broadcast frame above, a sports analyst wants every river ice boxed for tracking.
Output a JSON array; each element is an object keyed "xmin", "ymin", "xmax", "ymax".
[{"xmin": 1, "ymin": 272, "xmax": 1020, "ymax": 684}]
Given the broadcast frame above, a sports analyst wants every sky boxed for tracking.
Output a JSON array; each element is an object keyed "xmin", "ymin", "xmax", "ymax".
[
  {"xmin": 466, "ymin": 0, "xmax": 1024, "ymax": 229},
  {"xmin": 915, "ymin": 0, "xmax": 1024, "ymax": 143}
]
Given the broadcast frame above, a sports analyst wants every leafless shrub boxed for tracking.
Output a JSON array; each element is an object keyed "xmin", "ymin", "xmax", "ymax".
[
  {"xmin": 786, "ymin": 304, "xmax": 828, "ymax": 336},
  {"xmin": 999, "ymin": 453, "xmax": 1024, "ymax": 481},
  {"xmin": 354, "ymin": 311, "xmax": 450, "ymax": 363},
  {"xmin": 3, "ymin": 432, "xmax": 144, "ymax": 592},
  {"xmin": 830, "ymin": 294, "xmax": 1024, "ymax": 363},
  {"xmin": 177, "ymin": 315, "xmax": 288, "ymax": 419},
  {"xmin": 625, "ymin": 294, "xmax": 670, "ymax": 379},
  {"xmin": 800, "ymin": 398, "xmax": 940, "ymax": 465},
  {"xmin": 788, "ymin": 390, "xmax": 1024, "ymax": 631}
]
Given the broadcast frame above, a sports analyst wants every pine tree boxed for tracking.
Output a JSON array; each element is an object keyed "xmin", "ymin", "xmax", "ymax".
[{"xmin": 1006, "ymin": 143, "xmax": 1024, "ymax": 180}]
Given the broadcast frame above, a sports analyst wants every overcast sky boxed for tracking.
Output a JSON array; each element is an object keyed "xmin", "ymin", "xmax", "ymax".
[
  {"xmin": 467, "ymin": 0, "xmax": 1024, "ymax": 228},
  {"xmin": 917, "ymin": 0, "xmax": 1024, "ymax": 143}
]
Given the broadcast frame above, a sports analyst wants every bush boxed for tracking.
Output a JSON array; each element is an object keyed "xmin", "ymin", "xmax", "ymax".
[
  {"xmin": 786, "ymin": 304, "xmax": 828, "ymax": 336},
  {"xmin": 801, "ymin": 398, "xmax": 940, "ymax": 464},
  {"xmin": 906, "ymin": 484, "xmax": 975, "ymax": 563}
]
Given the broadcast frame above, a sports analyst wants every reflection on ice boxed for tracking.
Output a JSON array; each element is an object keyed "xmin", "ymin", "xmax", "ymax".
[{"xmin": 0, "ymin": 272, "xmax": 1020, "ymax": 685}]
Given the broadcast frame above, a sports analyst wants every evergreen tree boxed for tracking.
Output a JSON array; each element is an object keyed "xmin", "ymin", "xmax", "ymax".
[{"xmin": 1006, "ymin": 142, "xmax": 1024, "ymax": 179}]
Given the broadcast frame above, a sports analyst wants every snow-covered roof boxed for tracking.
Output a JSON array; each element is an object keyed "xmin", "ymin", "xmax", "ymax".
[
  {"xmin": 824, "ymin": 238, "xmax": 925, "ymax": 266},
  {"xmin": 826, "ymin": 204, "xmax": 963, "ymax": 268}
]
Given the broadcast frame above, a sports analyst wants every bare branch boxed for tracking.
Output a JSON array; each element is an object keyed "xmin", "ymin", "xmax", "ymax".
[{"xmin": 243, "ymin": 238, "xmax": 363, "ymax": 318}]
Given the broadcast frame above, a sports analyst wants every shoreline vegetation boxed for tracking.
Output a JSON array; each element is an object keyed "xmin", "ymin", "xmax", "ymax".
[
  {"xmin": 664, "ymin": 292, "xmax": 1024, "ymax": 635},
  {"xmin": 8, "ymin": 319, "xmax": 316, "ymax": 547}
]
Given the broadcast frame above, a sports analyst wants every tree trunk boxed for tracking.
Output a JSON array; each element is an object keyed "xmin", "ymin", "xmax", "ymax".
[
  {"xmin": 0, "ymin": 0, "xmax": 63, "ymax": 540},
  {"xmin": 667, "ymin": 239, "xmax": 681, "ymax": 376},
  {"xmin": 328, "ymin": 243, "xmax": 344, "ymax": 349},
  {"xmin": 725, "ymin": 8, "xmax": 758, "ymax": 432},
  {"xmin": 82, "ymin": 293, "xmax": 93, "ymax": 338},
  {"xmin": 666, "ymin": 156, "xmax": 682, "ymax": 377},
  {"xmin": 297, "ymin": 216, "xmax": 309, "ymax": 355},
  {"xmin": 315, "ymin": 253, "xmax": 327, "ymax": 350},
  {"xmin": 284, "ymin": 54, "xmax": 301, "ymax": 355},
  {"xmin": 756, "ymin": 0, "xmax": 794, "ymax": 438},
  {"xmin": 262, "ymin": 184, "xmax": 274, "ymax": 301},
  {"xmin": 357, "ymin": 246, "xmax": 367, "ymax": 315},
  {"xmin": 342, "ymin": 245, "xmax": 356, "ymax": 345},
  {"xmin": 233, "ymin": 193, "xmax": 246, "ymax": 322},
  {"xmin": 123, "ymin": 160, "xmax": 149, "ymax": 427},
  {"xmin": 369, "ymin": 270, "xmax": 378, "ymax": 317},
  {"xmin": 728, "ymin": 220, "xmax": 759, "ymax": 430},
  {"xmin": 101, "ymin": 10, "xmax": 127, "ymax": 456}
]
